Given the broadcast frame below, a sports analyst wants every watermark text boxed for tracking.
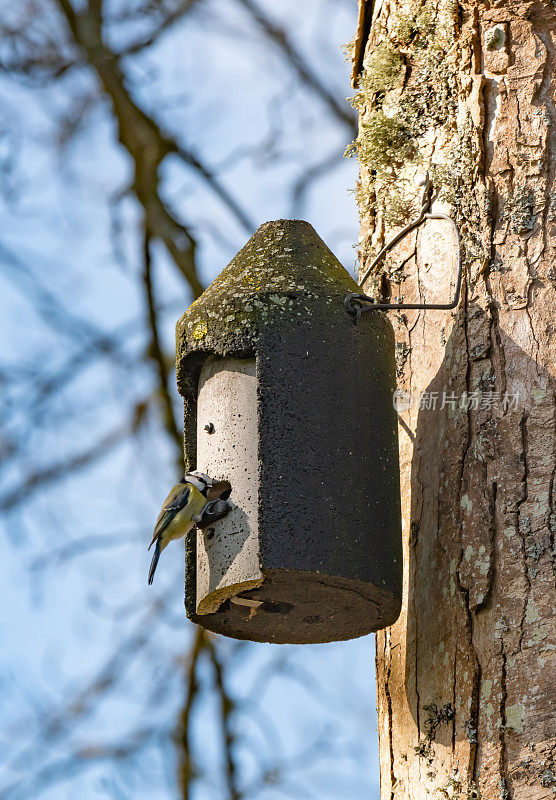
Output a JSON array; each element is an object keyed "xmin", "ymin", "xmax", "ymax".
[{"xmin": 393, "ymin": 389, "xmax": 520, "ymax": 412}]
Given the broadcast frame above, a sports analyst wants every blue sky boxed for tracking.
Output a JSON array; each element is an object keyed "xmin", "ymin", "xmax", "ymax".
[{"xmin": 0, "ymin": 1, "xmax": 382, "ymax": 797}]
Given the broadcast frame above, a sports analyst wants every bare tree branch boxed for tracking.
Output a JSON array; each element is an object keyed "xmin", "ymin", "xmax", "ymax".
[
  {"xmin": 117, "ymin": 0, "xmax": 199, "ymax": 57},
  {"xmin": 0, "ymin": 727, "xmax": 164, "ymax": 800},
  {"xmin": 143, "ymin": 229, "xmax": 183, "ymax": 460},
  {"xmin": 29, "ymin": 528, "xmax": 142, "ymax": 572},
  {"xmin": 1, "ymin": 606, "xmax": 162, "ymax": 784},
  {"xmin": 206, "ymin": 636, "xmax": 241, "ymax": 800},
  {"xmin": 235, "ymin": 0, "xmax": 356, "ymax": 134},
  {"xmin": 290, "ymin": 147, "xmax": 345, "ymax": 216},
  {"xmin": 176, "ymin": 626, "xmax": 208, "ymax": 800},
  {"xmin": 0, "ymin": 404, "xmax": 148, "ymax": 512},
  {"xmin": 54, "ymin": 0, "xmax": 254, "ymax": 298}
]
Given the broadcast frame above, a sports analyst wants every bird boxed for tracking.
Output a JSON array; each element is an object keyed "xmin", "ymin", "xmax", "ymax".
[{"xmin": 148, "ymin": 471, "xmax": 231, "ymax": 585}]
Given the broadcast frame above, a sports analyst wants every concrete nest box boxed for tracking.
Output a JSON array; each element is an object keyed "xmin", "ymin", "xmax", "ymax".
[{"xmin": 176, "ymin": 220, "xmax": 402, "ymax": 644}]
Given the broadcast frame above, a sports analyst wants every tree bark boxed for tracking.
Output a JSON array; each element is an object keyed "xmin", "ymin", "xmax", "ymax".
[{"xmin": 351, "ymin": 1, "xmax": 555, "ymax": 798}]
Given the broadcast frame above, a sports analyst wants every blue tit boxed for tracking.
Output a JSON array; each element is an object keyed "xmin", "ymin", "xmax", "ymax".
[
  {"xmin": 148, "ymin": 472, "xmax": 232, "ymax": 585},
  {"xmin": 148, "ymin": 472, "xmax": 210, "ymax": 585}
]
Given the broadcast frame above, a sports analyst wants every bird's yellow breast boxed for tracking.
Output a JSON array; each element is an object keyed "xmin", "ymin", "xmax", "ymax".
[{"xmin": 162, "ymin": 484, "xmax": 207, "ymax": 545}]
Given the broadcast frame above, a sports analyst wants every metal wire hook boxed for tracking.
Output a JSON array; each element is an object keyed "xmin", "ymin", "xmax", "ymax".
[{"xmin": 345, "ymin": 173, "xmax": 462, "ymax": 321}]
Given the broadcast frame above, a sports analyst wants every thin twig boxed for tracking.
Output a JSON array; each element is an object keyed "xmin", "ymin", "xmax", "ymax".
[
  {"xmin": 0, "ymin": 408, "xmax": 148, "ymax": 511},
  {"xmin": 118, "ymin": 0, "xmax": 199, "ymax": 57},
  {"xmin": 142, "ymin": 228, "xmax": 183, "ymax": 461},
  {"xmin": 176, "ymin": 626, "xmax": 208, "ymax": 800},
  {"xmin": 235, "ymin": 0, "xmax": 356, "ymax": 134},
  {"xmin": 206, "ymin": 636, "xmax": 241, "ymax": 800}
]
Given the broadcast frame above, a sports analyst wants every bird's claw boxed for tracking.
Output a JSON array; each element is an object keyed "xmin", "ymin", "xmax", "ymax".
[{"xmin": 196, "ymin": 498, "xmax": 233, "ymax": 529}]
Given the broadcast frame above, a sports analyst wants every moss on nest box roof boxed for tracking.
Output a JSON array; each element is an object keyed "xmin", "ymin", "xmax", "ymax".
[{"xmin": 175, "ymin": 219, "xmax": 360, "ymax": 366}]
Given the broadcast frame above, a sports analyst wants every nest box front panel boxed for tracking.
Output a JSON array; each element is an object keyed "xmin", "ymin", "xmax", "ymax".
[{"xmin": 195, "ymin": 356, "xmax": 263, "ymax": 614}]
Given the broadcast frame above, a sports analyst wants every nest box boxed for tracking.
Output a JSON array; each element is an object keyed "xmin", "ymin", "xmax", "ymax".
[{"xmin": 176, "ymin": 220, "xmax": 402, "ymax": 644}]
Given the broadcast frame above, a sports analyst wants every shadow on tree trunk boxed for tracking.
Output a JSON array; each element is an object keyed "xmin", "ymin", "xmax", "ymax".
[{"xmin": 398, "ymin": 302, "xmax": 555, "ymax": 796}]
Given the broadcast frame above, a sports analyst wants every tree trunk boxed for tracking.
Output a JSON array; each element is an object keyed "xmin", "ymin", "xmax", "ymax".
[{"xmin": 351, "ymin": 1, "xmax": 555, "ymax": 798}]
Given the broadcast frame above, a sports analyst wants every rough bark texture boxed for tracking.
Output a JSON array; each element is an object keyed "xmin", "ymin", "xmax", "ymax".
[{"xmin": 351, "ymin": 1, "xmax": 556, "ymax": 798}]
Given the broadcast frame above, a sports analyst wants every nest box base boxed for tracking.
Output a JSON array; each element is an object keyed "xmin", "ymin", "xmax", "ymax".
[{"xmin": 189, "ymin": 568, "xmax": 401, "ymax": 644}]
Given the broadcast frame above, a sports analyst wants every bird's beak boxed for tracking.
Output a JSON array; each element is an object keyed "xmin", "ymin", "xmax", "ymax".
[{"xmin": 207, "ymin": 480, "xmax": 232, "ymax": 501}]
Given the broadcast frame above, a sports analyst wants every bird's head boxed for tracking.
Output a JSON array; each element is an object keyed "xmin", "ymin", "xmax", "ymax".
[{"xmin": 184, "ymin": 471, "xmax": 232, "ymax": 501}]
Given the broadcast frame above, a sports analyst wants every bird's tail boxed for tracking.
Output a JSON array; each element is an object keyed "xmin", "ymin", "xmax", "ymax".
[{"xmin": 148, "ymin": 539, "xmax": 161, "ymax": 585}]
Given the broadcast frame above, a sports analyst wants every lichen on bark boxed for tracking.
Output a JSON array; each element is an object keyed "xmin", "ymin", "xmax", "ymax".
[{"xmin": 346, "ymin": 0, "xmax": 460, "ymax": 235}]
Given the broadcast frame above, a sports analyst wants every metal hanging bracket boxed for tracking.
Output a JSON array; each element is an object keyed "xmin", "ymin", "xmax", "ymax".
[{"xmin": 345, "ymin": 174, "xmax": 462, "ymax": 322}]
